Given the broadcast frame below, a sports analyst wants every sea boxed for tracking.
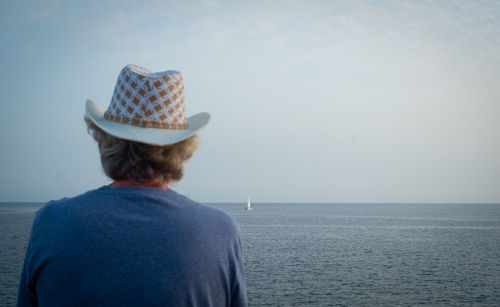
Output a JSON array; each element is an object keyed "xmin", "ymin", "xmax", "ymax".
[{"xmin": 1, "ymin": 202, "xmax": 500, "ymax": 306}]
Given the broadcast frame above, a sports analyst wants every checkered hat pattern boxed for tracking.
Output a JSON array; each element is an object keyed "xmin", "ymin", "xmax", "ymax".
[{"xmin": 104, "ymin": 64, "xmax": 188, "ymax": 129}]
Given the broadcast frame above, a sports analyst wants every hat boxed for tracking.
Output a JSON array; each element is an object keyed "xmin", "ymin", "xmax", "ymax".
[{"xmin": 86, "ymin": 64, "xmax": 210, "ymax": 145}]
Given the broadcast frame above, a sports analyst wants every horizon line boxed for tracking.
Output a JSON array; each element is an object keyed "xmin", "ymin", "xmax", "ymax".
[{"xmin": 2, "ymin": 201, "xmax": 500, "ymax": 205}]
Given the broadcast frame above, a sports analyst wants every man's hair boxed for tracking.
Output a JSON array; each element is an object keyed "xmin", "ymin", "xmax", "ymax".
[{"xmin": 85, "ymin": 117, "xmax": 199, "ymax": 183}]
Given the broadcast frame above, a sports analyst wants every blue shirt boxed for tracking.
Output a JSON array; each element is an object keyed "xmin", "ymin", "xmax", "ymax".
[{"xmin": 17, "ymin": 186, "xmax": 247, "ymax": 306}]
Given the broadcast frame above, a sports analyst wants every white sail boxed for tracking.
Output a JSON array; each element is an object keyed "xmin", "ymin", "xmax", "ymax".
[{"xmin": 245, "ymin": 196, "xmax": 253, "ymax": 210}]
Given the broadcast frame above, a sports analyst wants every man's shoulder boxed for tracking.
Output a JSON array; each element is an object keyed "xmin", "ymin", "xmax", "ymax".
[
  {"xmin": 169, "ymin": 192, "xmax": 241, "ymax": 235},
  {"xmin": 38, "ymin": 186, "xmax": 106, "ymax": 213}
]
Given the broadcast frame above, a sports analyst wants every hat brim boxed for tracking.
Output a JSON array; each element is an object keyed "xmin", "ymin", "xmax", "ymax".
[{"xmin": 86, "ymin": 100, "xmax": 210, "ymax": 145}]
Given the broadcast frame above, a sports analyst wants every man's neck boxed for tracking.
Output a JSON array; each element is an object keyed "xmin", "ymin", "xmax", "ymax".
[{"xmin": 110, "ymin": 178, "xmax": 170, "ymax": 190}]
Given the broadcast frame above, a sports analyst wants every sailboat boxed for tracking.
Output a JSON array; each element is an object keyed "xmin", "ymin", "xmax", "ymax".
[{"xmin": 245, "ymin": 196, "xmax": 253, "ymax": 211}]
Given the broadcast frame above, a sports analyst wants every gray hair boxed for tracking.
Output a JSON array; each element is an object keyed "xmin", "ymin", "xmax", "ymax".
[{"xmin": 85, "ymin": 117, "xmax": 199, "ymax": 183}]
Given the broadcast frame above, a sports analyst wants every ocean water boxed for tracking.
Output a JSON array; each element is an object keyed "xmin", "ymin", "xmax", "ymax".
[
  {"xmin": 1, "ymin": 202, "xmax": 500, "ymax": 306},
  {"xmin": 0, "ymin": 203, "xmax": 41, "ymax": 306}
]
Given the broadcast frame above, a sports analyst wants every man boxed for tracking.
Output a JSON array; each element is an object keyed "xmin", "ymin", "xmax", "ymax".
[{"xmin": 18, "ymin": 64, "xmax": 247, "ymax": 306}]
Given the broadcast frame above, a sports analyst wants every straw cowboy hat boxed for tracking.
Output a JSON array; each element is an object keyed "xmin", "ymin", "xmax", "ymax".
[{"xmin": 86, "ymin": 64, "xmax": 210, "ymax": 145}]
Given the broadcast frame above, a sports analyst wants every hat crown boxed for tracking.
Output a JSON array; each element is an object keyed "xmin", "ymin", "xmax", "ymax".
[{"xmin": 104, "ymin": 64, "xmax": 188, "ymax": 129}]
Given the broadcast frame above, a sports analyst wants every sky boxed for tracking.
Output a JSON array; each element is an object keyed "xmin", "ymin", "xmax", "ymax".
[{"xmin": 0, "ymin": 0, "xmax": 499, "ymax": 203}]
